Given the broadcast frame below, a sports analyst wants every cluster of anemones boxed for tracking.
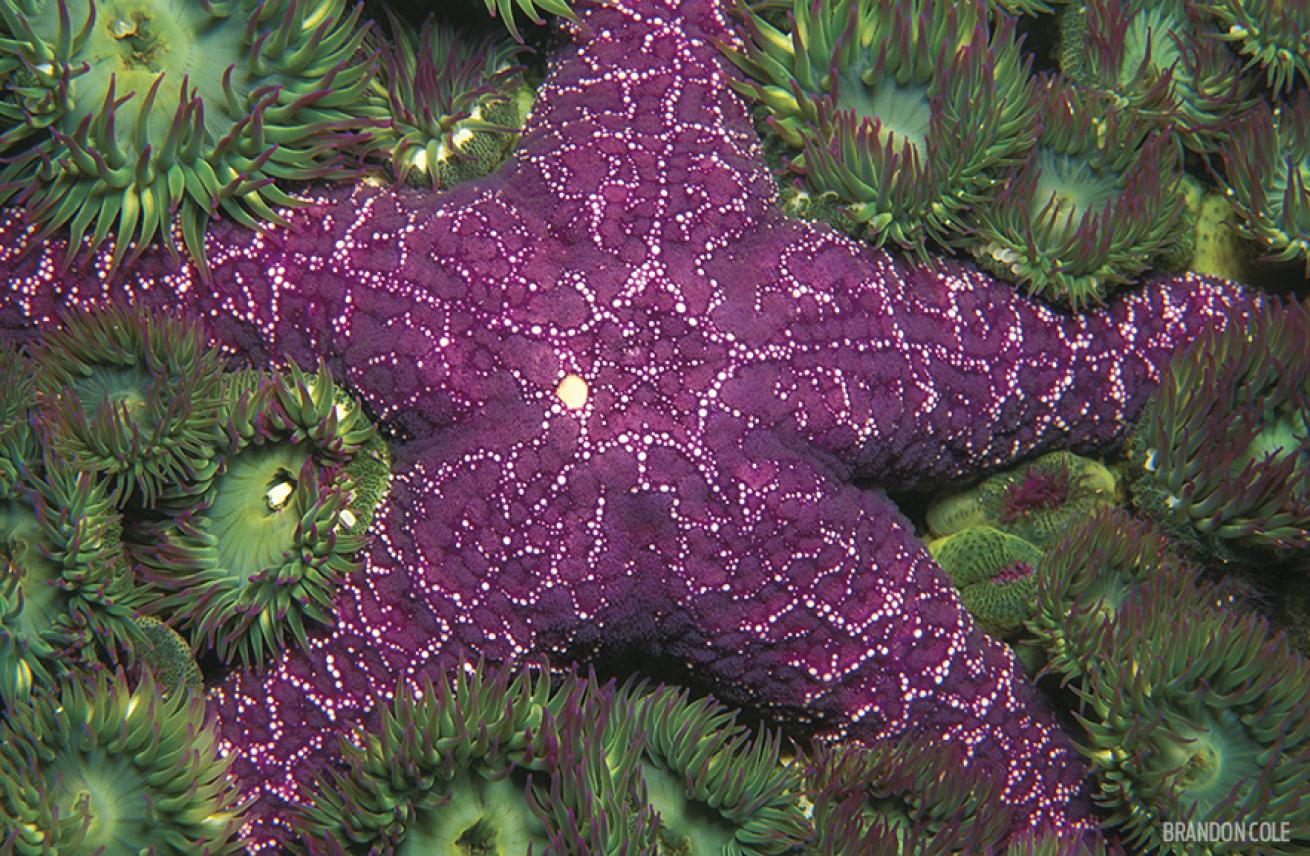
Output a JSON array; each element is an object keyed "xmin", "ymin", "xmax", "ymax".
[
  {"xmin": 727, "ymin": 0, "xmax": 1310, "ymax": 305},
  {"xmin": 923, "ymin": 450, "xmax": 1121, "ymax": 639},
  {"xmin": 0, "ymin": 301, "xmax": 393, "ymax": 850},
  {"xmin": 1128, "ymin": 297, "xmax": 1309, "ymax": 566},
  {"xmin": 0, "ymin": 0, "xmax": 567, "ymax": 279},
  {"xmin": 295, "ymin": 657, "xmax": 1021, "ymax": 855},
  {"xmin": 1029, "ymin": 508, "xmax": 1310, "ymax": 855}
]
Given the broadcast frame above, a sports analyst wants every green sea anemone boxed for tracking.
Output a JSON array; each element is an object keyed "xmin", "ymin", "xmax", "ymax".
[
  {"xmin": 33, "ymin": 303, "xmax": 227, "ymax": 509},
  {"xmin": 724, "ymin": 0, "xmax": 1038, "ymax": 258},
  {"xmin": 298, "ymin": 661, "xmax": 654, "ymax": 854},
  {"xmin": 1030, "ymin": 508, "xmax": 1207, "ymax": 683},
  {"xmin": 1075, "ymin": 583, "xmax": 1310, "ymax": 854},
  {"xmin": 365, "ymin": 13, "xmax": 533, "ymax": 190},
  {"xmin": 1127, "ymin": 298, "xmax": 1310, "ymax": 565},
  {"xmin": 0, "ymin": 341, "xmax": 38, "ymax": 491},
  {"xmin": 135, "ymin": 365, "xmax": 377, "ymax": 668},
  {"xmin": 803, "ymin": 736, "xmax": 1012, "ymax": 855},
  {"xmin": 0, "ymin": 0, "xmax": 378, "ymax": 280},
  {"xmin": 0, "ymin": 669, "xmax": 246, "ymax": 852},
  {"xmin": 0, "ymin": 459, "xmax": 142, "ymax": 706},
  {"xmin": 1202, "ymin": 0, "xmax": 1310, "ymax": 92},
  {"xmin": 481, "ymin": 0, "xmax": 576, "ymax": 43},
  {"xmin": 926, "ymin": 450, "xmax": 1120, "ymax": 548},
  {"xmin": 617, "ymin": 681, "xmax": 811, "ymax": 854},
  {"xmin": 968, "ymin": 77, "xmax": 1190, "ymax": 308},
  {"xmin": 1059, "ymin": 0, "xmax": 1256, "ymax": 153},
  {"xmin": 927, "ymin": 525, "xmax": 1044, "ymax": 639},
  {"xmin": 1217, "ymin": 92, "xmax": 1310, "ymax": 267}
]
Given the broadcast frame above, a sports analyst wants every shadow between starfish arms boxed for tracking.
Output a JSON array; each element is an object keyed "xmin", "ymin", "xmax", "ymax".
[{"xmin": 0, "ymin": 0, "xmax": 1258, "ymax": 848}]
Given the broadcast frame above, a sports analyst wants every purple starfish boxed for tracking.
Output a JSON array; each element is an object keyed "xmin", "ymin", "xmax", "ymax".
[{"xmin": 0, "ymin": 0, "xmax": 1255, "ymax": 848}]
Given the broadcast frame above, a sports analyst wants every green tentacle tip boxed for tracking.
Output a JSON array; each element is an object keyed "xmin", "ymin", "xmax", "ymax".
[
  {"xmin": 617, "ymin": 681, "xmax": 811, "ymax": 854},
  {"xmin": 723, "ymin": 0, "xmax": 1038, "ymax": 260},
  {"xmin": 0, "ymin": 0, "xmax": 379, "ymax": 280},
  {"xmin": 137, "ymin": 364, "xmax": 384, "ymax": 669},
  {"xmin": 1076, "ymin": 588, "xmax": 1310, "ymax": 854},
  {"xmin": 0, "ymin": 669, "xmax": 246, "ymax": 853},
  {"xmin": 928, "ymin": 526, "xmax": 1044, "ymax": 639},
  {"xmin": 297, "ymin": 660, "xmax": 810, "ymax": 854},
  {"xmin": 483, "ymin": 0, "xmax": 577, "ymax": 42},
  {"xmin": 803, "ymin": 736, "xmax": 1013, "ymax": 853}
]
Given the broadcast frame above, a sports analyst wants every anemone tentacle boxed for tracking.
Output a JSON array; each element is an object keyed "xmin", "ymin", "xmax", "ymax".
[
  {"xmin": 0, "ymin": 458, "xmax": 142, "ymax": 705},
  {"xmin": 32, "ymin": 303, "xmax": 228, "ymax": 508},
  {"xmin": 0, "ymin": 0, "xmax": 380, "ymax": 280},
  {"xmin": 968, "ymin": 76, "xmax": 1190, "ymax": 308},
  {"xmin": 1128, "ymin": 297, "xmax": 1310, "ymax": 564},
  {"xmin": 1202, "ymin": 0, "xmax": 1310, "ymax": 92},
  {"xmin": 0, "ymin": 669, "xmax": 246, "ymax": 852},
  {"xmin": 482, "ymin": 0, "xmax": 577, "ymax": 42},
  {"xmin": 297, "ymin": 660, "xmax": 656, "ymax": 853},
  {"xmin": 1218, "ymin": 92, "xmax": 1310, "ymax": 267},
  {"xmin": 365, "ymin": 12, "xmax": 533, "ymax": 190},
  {"xmin": 803, "ymin": 736, "xmax": 1014, "ymax": 854},
  {"xmin": 1030, "ymin": 508, "xmax": 1204, "ymax": 683},
  {"xmin": 1075, "ymin": 582, "xmax": 1310, "ymax": 854},
  {"xmin": 1059, "ymin": 0, "xmax": 1256, "ymax": 153},
  {"xmin": 134, "ymin": 366, "xmax": 378, "ymax": 668},
  {"xmin": 617, "ymin": 680, "xmax": 811, "ymax": 853},
  {"xmin": 724, "ymin": 0, "xmax": 1038, "ymax": 258}
]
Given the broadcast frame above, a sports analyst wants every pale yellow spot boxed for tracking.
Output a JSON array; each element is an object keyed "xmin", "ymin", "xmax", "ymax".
[
  {"xmin": 267, "ymin": 480, "xmax": 294, "ymax": 510},
  {"xmin": 556, "ymin": 374, "xmax": 589, "ymax": 410}
]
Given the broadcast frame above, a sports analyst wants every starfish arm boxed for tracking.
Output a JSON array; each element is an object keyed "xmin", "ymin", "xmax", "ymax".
[
  {"xmin": 665, "ymin": 429, "xmax": 1097, "ymax": 839},
  {"xmin": 706, "ymin": 223, "xmax": 1260, "ymax": 489}
]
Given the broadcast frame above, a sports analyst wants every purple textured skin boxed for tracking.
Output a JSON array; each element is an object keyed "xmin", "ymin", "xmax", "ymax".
[{"xmin": 0, "ymin": 0, "xmax": 1256, "ymax": 848}]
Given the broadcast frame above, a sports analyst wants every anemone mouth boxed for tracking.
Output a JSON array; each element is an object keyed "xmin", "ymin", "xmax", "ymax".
[
  {"xmin": 1077, "ymin": 584, "xmax": 1310, "ymax": 852},
  {"xmin": 1000, "ymin": 457, "xmax": 1075, "ymax": 521},
  {"xmin": 47, "ymin": 747, "xmax": 154, "ymax": 847},
  {"xmin": 136, "ymin": 365, "xmax": 379, "ymax": 667},
  {"xmin": 397, "ymin": 770, "xmax": 545, "ymax": 855},
  {"xmin": 969, "ymin": 78, "xmax": 1185, "ymax": 308},
  {"xmin": 0, "ymin": 670, "xmax": 245, "ymax": 853},
  {"xmin": 929, "ymin": 451, "xmax": 1119, "ymax": 549},
  {"xmin": 836, "ymin": 77, "xmax": 932, "ymax": 162},
  {"xmin": 1028, "ymin": 149, "xmax": 1123, "ymax": 242},
  {"xmin": 207, "ymin": 443, "xmax": 312, "ymax": 584},
  {"xmin": 0, "ymin": 0, "xmax": 377, "ymax": 279},
  {"xmin": 1157, "ymin": 710, "xmax": 1262, "ymax": 818},
  {"xmin": 930, "ymin": 525, "xmax": 1044, "ymax": 638},
  {"xmin": 69, "ymin": 364, "xmax": 153, "ymax": 429}
]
